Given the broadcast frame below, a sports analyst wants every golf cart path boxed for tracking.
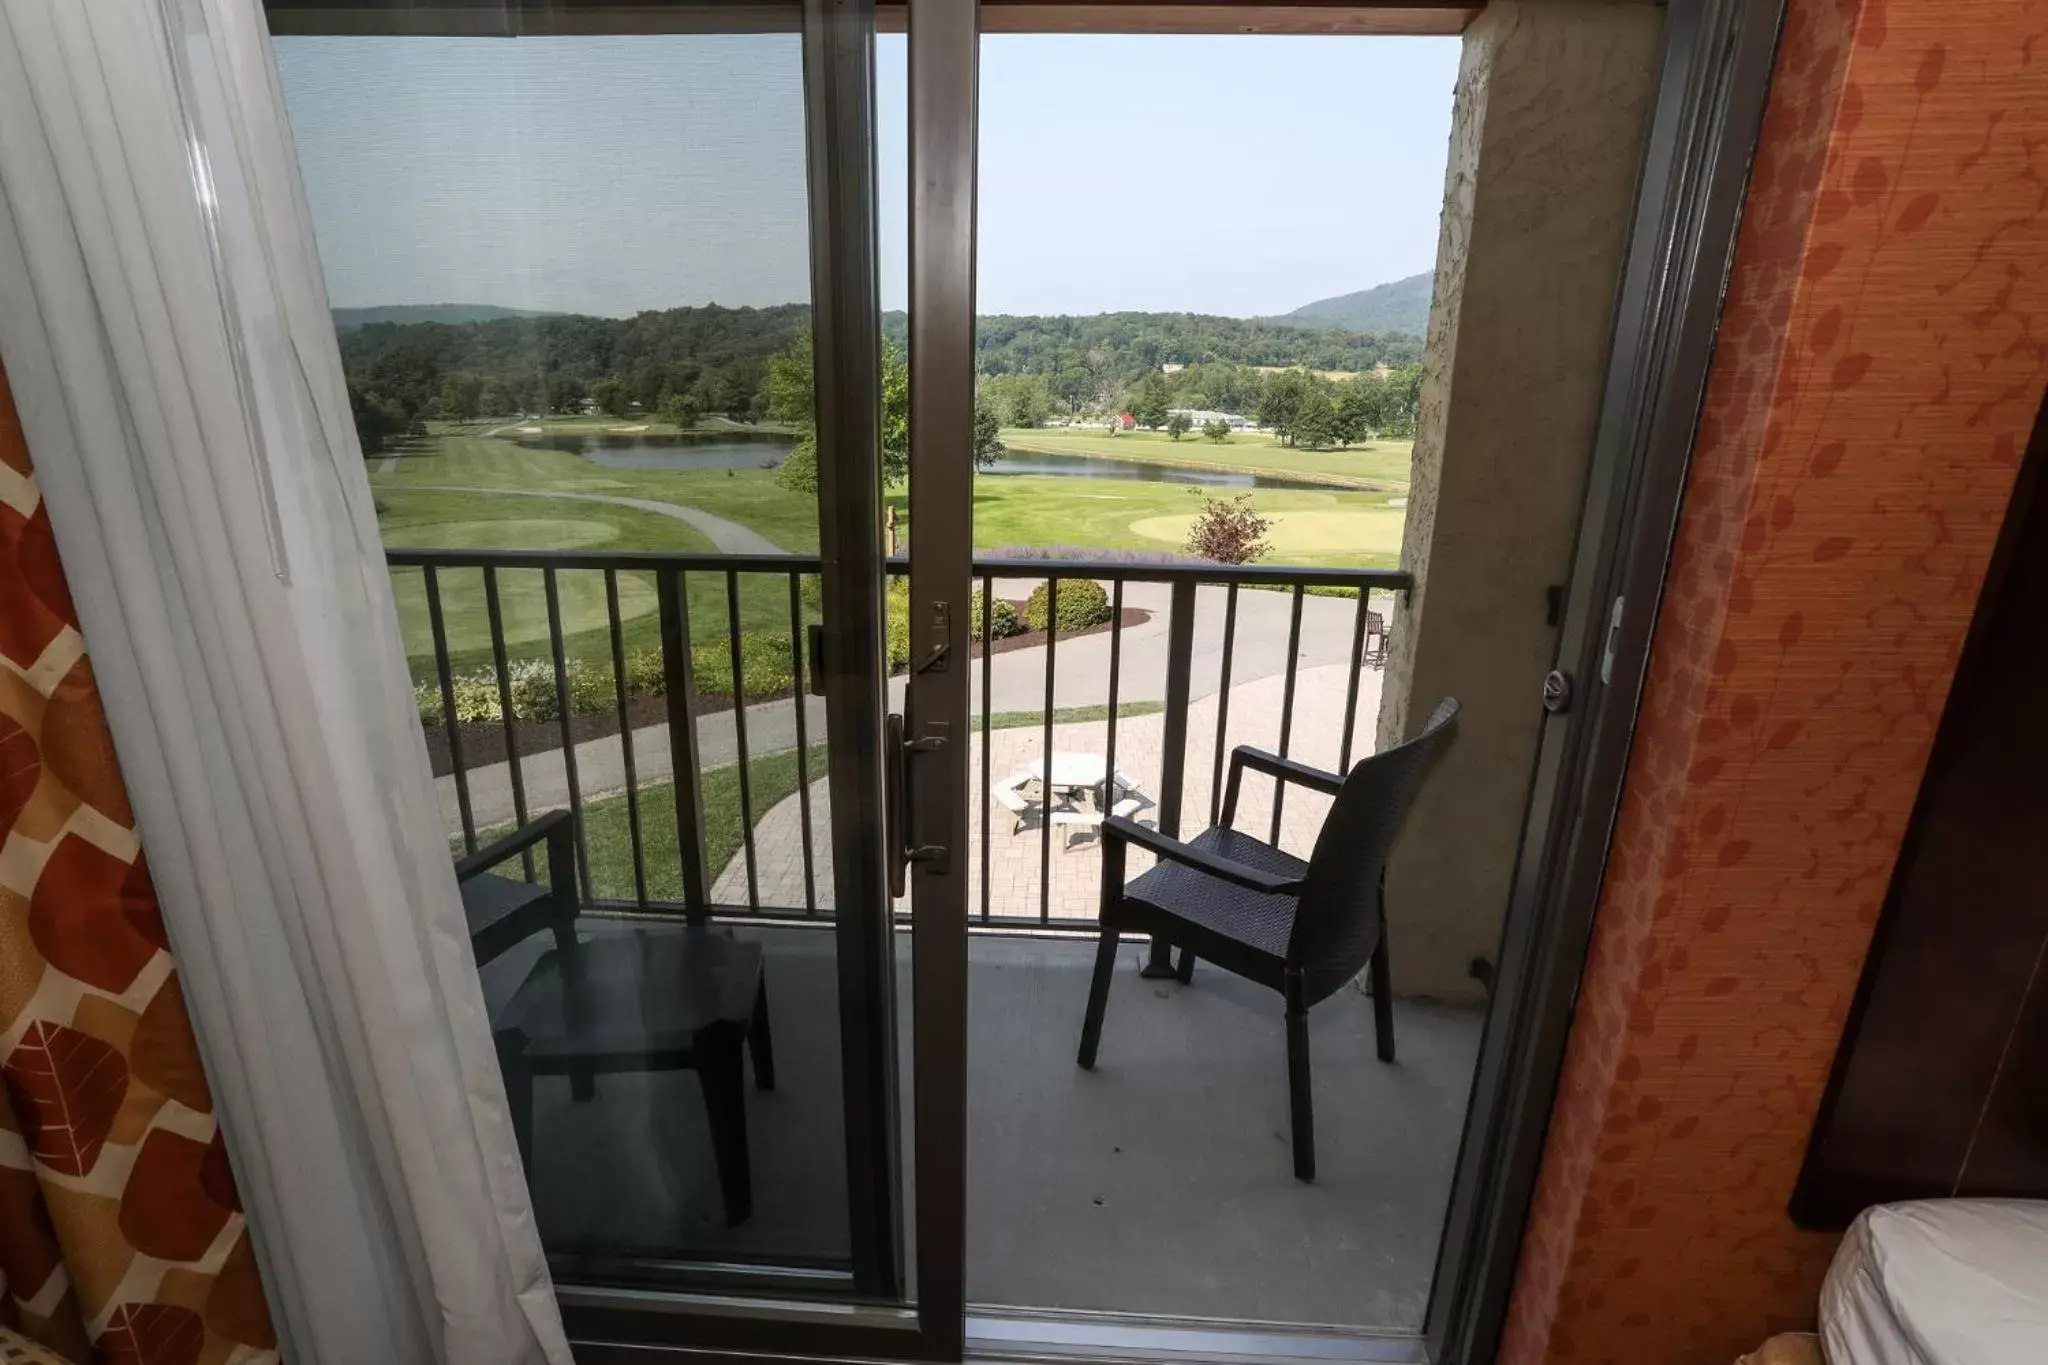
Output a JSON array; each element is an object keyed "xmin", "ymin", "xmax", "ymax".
[{"xmin": 406, "ymin": 484, "xmax": 783, "ymax": 555}]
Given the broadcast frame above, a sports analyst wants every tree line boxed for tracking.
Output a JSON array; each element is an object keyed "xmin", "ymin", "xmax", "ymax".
[{"xmin": 338, "ymin": 302, "xmax": 1425, "ymax": 454}]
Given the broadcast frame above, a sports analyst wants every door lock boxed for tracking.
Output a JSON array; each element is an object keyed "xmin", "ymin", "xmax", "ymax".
[
  {"xmin": 1541, "ymin": 669, "xmax": 1573, "ymax": 714},
  {"xmin": 886, "ymin": 714, "xmax": 951, "ymax": 896}
]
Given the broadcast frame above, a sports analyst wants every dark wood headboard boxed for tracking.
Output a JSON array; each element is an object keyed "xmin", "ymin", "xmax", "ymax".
[{"xmin": 1793, "ymin": 393, "xmax": 2048, "ymax": 1229}]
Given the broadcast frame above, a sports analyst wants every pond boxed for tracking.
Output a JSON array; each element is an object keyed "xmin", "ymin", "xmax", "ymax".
[
  {"xmin": 522, "ymin": 432, "xmax": 1339, "ymax": 491},
  {"xmin": 518, "ymin": 431, "xmax": 793, "ymax": 472},
  {"xmin": 981, "ymin": 448, "xmax": 1334, "ymax": 491}
]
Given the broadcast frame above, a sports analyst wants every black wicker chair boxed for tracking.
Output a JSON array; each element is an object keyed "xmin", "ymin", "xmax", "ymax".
[{"xmin": 1077, "ymin": 697, "xmax": 1460, "ymax": 1181}]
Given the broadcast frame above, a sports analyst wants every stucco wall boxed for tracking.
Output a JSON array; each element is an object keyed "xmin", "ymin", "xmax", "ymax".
[{"xmin": 1379, "ymin": 0, "xmax": 1663, "ymax": 999}]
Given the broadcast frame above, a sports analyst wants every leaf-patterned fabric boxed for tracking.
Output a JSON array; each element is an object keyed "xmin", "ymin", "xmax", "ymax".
[{"xmin": 0, "ymin": 363, "xmax": 277, "ymax": 1362}]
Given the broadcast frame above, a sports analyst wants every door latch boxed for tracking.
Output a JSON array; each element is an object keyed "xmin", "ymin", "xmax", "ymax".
[{"xmin": 915, "ymin": 600, "xmax": 952, "ymax": 674}]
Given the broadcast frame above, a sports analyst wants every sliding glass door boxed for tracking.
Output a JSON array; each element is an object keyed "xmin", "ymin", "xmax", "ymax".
[{"xmin": 266, "ymin": 0, "xmax": 975, "ymax": 1357}]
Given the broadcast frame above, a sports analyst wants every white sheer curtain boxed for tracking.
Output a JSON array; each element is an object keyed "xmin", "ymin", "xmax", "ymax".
[{"xmin": 0, "ymin": 2, "xmax": 571, "ymax": 1361}]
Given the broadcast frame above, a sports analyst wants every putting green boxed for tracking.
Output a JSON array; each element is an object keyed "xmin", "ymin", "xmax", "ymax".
[
  {"xmin": 388, "ymin": 518, "xmax": 660, "ymax": 658},
  {"xmin": 1127, "ymin": 507, "xmax": 1406, "ymax": 557}
]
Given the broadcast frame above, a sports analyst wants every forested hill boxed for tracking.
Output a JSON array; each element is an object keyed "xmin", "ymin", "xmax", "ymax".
[
  {"xmin": 879, "ymin": 311, "xmax": 1421, "ymax": 381},
  {"xmin": 1273, "ymin": 272, "xmax": 1433, "ymax": 337},
  {"xmin": 335, "ymin": 302, "xmax": 1423, "ymax": 446}
]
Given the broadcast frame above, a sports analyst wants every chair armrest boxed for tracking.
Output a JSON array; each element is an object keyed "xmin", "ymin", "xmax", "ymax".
[
  {"xmin": 1101, "ymin": 816, "xmax": 1301, "ymax": 895},
  {"xmin": 1222, "ymin": 746, "xmax": 1344, "ymax": 826},
  {"xmin": 454, "ymin": 808, "xmax": 573, "ymax": 882}
]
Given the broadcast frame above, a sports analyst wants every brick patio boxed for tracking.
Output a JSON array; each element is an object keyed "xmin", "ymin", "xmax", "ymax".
[{"xmin": 712, "ymin": 663, "xmax": 1384, "ymax": 919}]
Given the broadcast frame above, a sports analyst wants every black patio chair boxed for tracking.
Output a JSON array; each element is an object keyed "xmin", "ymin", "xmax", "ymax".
[
  {"xmin": 1076, "ymin": 697, "xmax": 1460, "ymax": 1181},
  {"xmin": 455, "ymin": 808, "xmax": 580, "ymax": 970}
]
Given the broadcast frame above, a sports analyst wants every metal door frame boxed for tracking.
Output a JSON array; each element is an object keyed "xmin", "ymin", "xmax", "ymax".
[
  {"xmin": 564, "ymin": 0, "xmax": 973, "ymax": 1358},
  {"xmin": 1422, "ymin": 1, "xmax": 1786, "ymax": 1361}
]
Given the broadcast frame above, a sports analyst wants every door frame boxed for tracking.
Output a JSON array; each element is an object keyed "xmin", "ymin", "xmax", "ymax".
[{"xmin": 1422, "ymin": 1, "xmax": 1786, "ymax": 1361}]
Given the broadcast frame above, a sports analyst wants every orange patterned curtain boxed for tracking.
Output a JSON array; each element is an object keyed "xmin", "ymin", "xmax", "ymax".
[{"xmin": 0, "ymin": 363, "xmax": 277, "ymax": 1363}]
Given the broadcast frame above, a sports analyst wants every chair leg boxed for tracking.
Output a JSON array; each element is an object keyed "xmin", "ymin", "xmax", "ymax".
[
  {"xmin": 1175, "ymin": 949, "xmax": 1196, "ymax": 984},
  {"xmin": 1077, "ymin": 927, "xmax": 1119, "ymax": 1069},
  {"xmin": 497, "ymin": 1034, "xmax": 534, "ymax": 1175},
  {"xmin": 1369, "ymin": 931, "xmax": 1396, "ymax": 1064},
  {"xmin": 749, "ymin": 973, "xmax": 776, "ymax": 1091},
  {"xmin": 695, "ymin": 1022, "xmax": 753, "ymax": 1227},
  {"xmin": 1285, "ymin": 976, "xmax": 1315, "ymax": 1182}
]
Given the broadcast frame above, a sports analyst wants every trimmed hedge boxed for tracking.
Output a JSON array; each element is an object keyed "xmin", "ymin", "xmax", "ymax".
[{"xmin": 1022, "ymin": 578, "xmax": 1112, "ymax": 634}]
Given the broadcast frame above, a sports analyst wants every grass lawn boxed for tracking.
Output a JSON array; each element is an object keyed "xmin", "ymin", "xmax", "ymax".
[
  {"xmin": 373, "ymin": 431, "xmax": 823, "ymax": 551},
  {"xmin": 377, "ymin": 486, "xmax": 809, "ymax": 684},
  {"xmin": 945, "ymin": 476, "xmax": 1405, "ymax": 569},
  {"xmin": 999, "ymin": 426, "xmax": 1413, "ymax": 491}
]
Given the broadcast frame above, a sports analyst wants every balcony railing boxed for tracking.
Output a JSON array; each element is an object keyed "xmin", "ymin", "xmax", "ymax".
[{"xmin": 389, "ymin": 547, "xmax": 1410, "ymax": 929}]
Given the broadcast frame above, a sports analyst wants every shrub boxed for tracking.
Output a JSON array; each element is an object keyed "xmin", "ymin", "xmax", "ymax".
[
  {"xmin": 1202, "ymin": 419, "xmax": 1232, "ymax": 443},
  {"xmin": 1182, "ymin": 492, "xmax": 1272, "ymax": 565},
  {"xmin": 975, "ymin": 594, "xmax": 1021, "ymax": 643},
  {"xmin": 691, "ymin": 632, "xmax": 796, "ymax": 700},
  {"xmin": 625, "ymin": 646, "xmax": 667, "ymax": 696},
  {"xmin": 1022, "ymin": 578, "xmax": 1112, "ymax": 634}
]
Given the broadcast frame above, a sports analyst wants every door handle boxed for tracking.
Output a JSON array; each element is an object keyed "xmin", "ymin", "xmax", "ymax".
[{"xmin": 886, "ymin": 713, "xmax": 949, "ymax": 898}]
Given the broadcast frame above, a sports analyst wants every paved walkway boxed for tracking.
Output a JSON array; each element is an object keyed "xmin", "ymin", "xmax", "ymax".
[
  {"xmin": 712, "ymin": 663, "xmax": 1383, "ymax": 920},
  {"xmin": 435, "ymin": 583, "xmax": 1394, "ymax": 833},
  {"xmin": 404, "ymin": 484, "xmax": 783, "ymax": 555}
]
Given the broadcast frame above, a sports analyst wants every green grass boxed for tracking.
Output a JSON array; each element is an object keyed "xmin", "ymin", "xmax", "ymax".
[
  {"xmin": 378, "ymin": 486, "xmax": 808, "ymax": 684},
  {"xmin": 938, "ymin": 476, "xmax": 1406, "ymax": 570},
  {"xmin": 999, "ymin": 426, "xmax": 1413, "ymax": 490},
  {"xmin": 373, "ymin": 433, "xmax": 822, "ymax": 552}
]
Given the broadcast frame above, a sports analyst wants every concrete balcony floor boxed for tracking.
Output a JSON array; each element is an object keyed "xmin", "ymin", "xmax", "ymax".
[{"xmin": 489, "ymin": 923, "xmax": 1483, "ymax": 1332}]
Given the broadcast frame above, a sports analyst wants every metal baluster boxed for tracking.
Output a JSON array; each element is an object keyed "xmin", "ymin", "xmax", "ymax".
[
  {"xmin": 1269, "ymin": 584, "xmax": 1306, "ymax": 846},
  {"xmin": 658, "ymin": 570, "xmax": 711, "ymax": 920},
  {"xmin": 1103, "ymin": 578, "xmax": 1125, "ymax": 834},
  {"xmin": 544, "ymin": 569, "xmax": 592, "ymax": 906},
  {"xmin": 727, "ymin": 569, "xmax": 759, "ymax": 911},
  {"xmin": 1208, "ymin": 583, "xmax": 1239, "ymax": 828},
  {"xmin": 1340, "ymin": 586, "xmax": 1371, "ymax": 771},
  {"xmin": 789, "ymin": 572, "xmax": 817, "ymax": 916},
  {"xmin": 605, "ymin": 570, "xmax": 649, "ymax": 911},
  {"xmin": 481, "ymin": 568, "xmax": 535, "ymax": 880},
  {"xmin": 423, "ymin": 565, "xmax": 476, "ymax": 853},
  {"xmin": 1039, "ymin": 576, "xmax": 1058, "ymax": 926},
  {"xmin": 980, "ymin": 571, "xmax": 994, "ymax": 924}
]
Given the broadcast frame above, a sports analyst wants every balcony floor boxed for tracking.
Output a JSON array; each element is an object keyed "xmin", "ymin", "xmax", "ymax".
[{"xmin": 494, "ymin": 923, "xmax": 1483, "ymax": 1332}]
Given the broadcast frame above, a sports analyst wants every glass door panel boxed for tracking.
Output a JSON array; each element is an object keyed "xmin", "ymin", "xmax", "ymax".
[{"xmin": 266, "ymin": 0, "xmax": 967, "ymax": 1355}]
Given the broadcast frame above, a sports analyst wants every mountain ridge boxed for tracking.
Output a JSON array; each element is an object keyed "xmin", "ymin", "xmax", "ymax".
[{"xmin": 1271, "ymin": 271, "xmax": 1433, "ymax": 338}]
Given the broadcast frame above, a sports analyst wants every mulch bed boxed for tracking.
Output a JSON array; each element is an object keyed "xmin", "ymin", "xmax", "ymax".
[{"xmin": 418, "ymin": 600, "xmax": 1150, "ymax": 778}]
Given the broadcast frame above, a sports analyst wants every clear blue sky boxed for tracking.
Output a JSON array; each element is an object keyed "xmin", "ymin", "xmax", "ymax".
[{"xmin": 275, "ymin": 32, "xmax": 1459, "ymax": 319}]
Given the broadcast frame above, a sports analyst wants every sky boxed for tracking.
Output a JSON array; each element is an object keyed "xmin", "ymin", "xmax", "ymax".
[{"xmin": 274, "ymin": 32, "xmax": 1459, "ymax": 319}]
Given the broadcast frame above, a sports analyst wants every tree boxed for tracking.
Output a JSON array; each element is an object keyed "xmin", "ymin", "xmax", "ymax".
[
  {"xmin": 1132, "ymin": 371, "xmax": 1172, "ymax": 430},
  {"xmin": 440, "ymin": 372, "xmax": 482, "ymax": 422},
  {"xmin": 545, "ymin": 374, "xmax": 587, "ymax": 415},
  {"xmin": 592, "ymin": 376, "xmax": 633, "ymax": 419},
  {"xmin": 1257, "ymin": 369, "xmax": 1314, "ymax": 444},
  {"xmin": 657, "ymin": 390, "xmax": 701, "ymax": 429},
  {"xmin": 1182, "ymin": 493, "xmax": 1272, "ymax": 564},
  {"xmin": 774, "ymin": 340, "xmax": 913, "ymax": 493},
  {"xmin": 1165, "ymin": 411, "xmax": 1192, "ymax": 441},
  {"xmin": 1334, "ymin": 383, "xmax": 1373, "ymax": 446},
  {"xmin": 973, "ymin": 393, "xmax": 1004, "ymax": 466},
  {"xmin": 1292, "ymin": 389, "xmax": 1340, "ymax": 450},
  {"xmin": 1202, "ymin": 418, "xmax": 1232, "ymax": 443},
  {"xmin": 478, "ymin": 378, "xmax": 518, "ymax": 417}
]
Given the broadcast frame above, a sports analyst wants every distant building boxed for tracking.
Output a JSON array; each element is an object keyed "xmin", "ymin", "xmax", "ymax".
[
  {"xmin": 1160, "ymin": 362, "xmax": 1185, "ymax": 374},
  {"xmin": 1113, "ymin": 412, "xmax": 1136, "ymax": 429},
  {"xmin": 1169, "ymin": 408, "xmax": 1254, "ymax": 429}
]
